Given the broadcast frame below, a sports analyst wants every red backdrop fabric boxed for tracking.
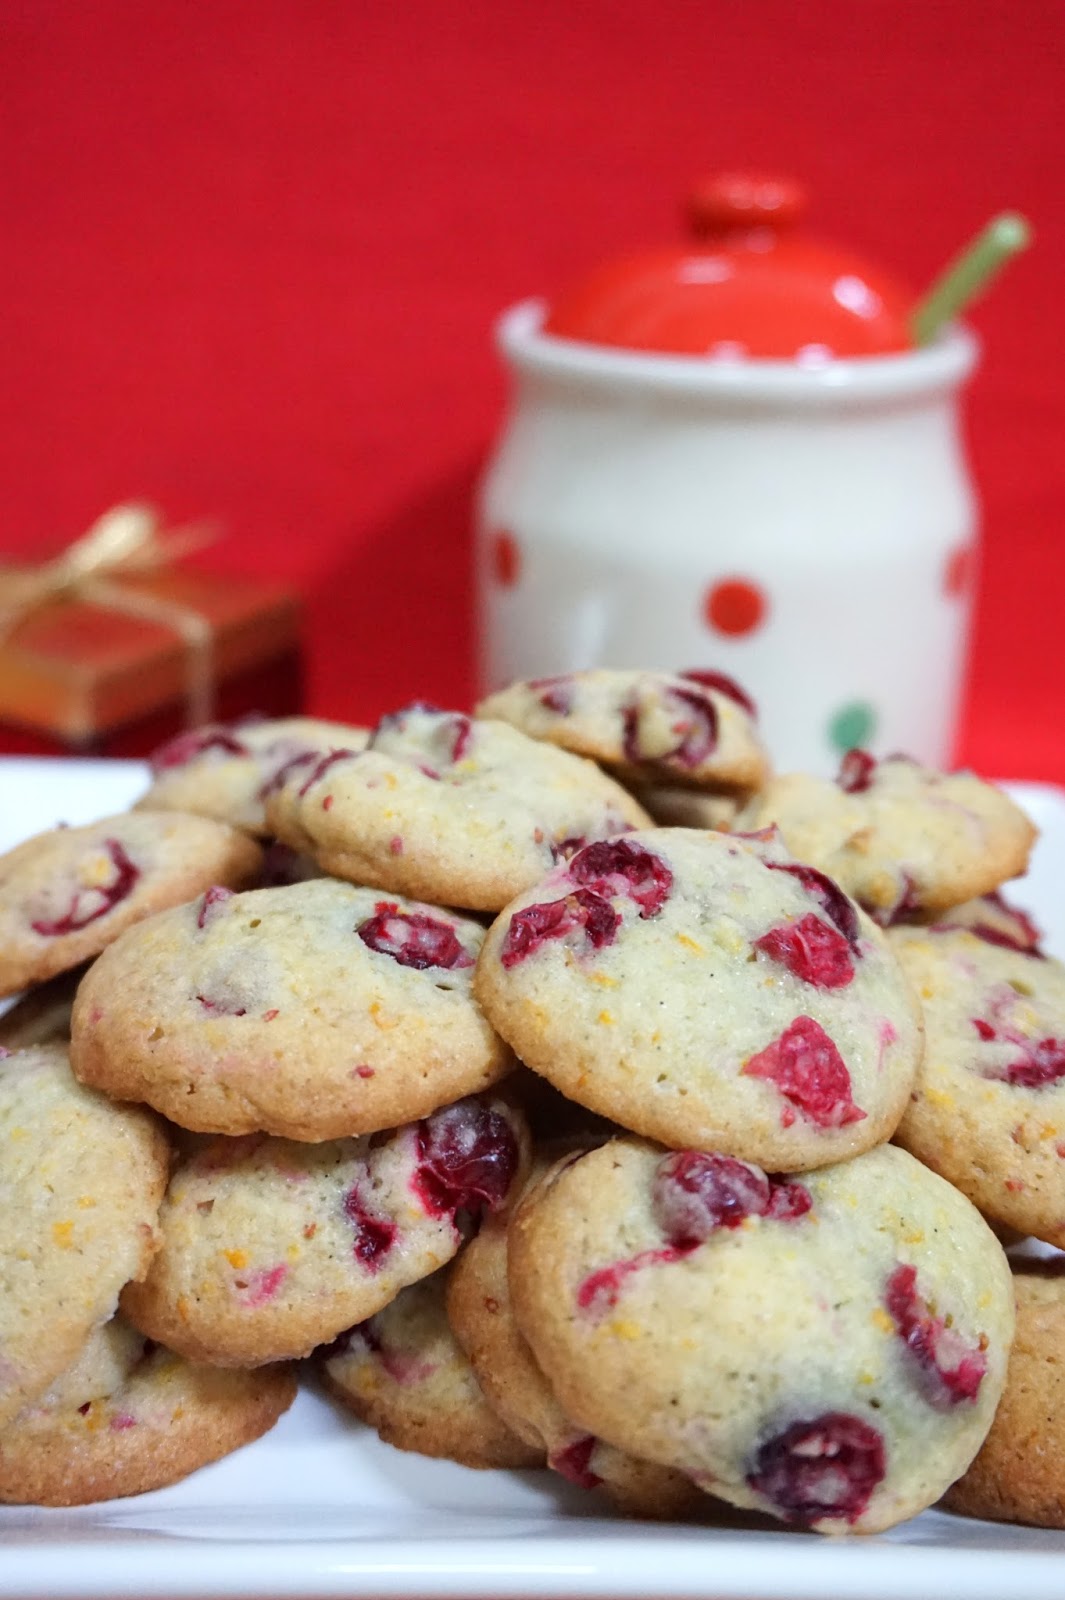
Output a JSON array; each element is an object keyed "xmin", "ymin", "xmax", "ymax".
[{"xmin": 2, "ymin": 0, "xmax": 1063, "ymax": 777}]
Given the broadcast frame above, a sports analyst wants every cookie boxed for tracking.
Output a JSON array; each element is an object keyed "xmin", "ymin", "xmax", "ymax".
[
  {"xmin": 476, "ymin": 669, "xmax": 768, "ymax": 793},
  {"xmin": 889, "ymin": 926, "xmax": 1065, "ymax": 1246},
  {"xmin": 264, "ymin": 703, "xmax": 652, "ymax": 913},
  {"xmin": 0, "ymin": 1044, "xmax": 170, "ymax": 1429},
  {"xmin": 70, "ymin": 879, "xmax": 512, "ymax": 1141},
  {"xmin": 0, "ymin": 968, "xmax": 81, "ymax": 1050},
  {"xmin": 632, "ymin": 785, "xmax": 744, "ymax": 832},
  {"xmin": 120, "ymin": 1093, "xmax": 529, "ymax": 1366},
  {"xmin": 739, "ymin": 752, "xmax": 1036, "ymax": 922},
  {"xmin": 0, "ymin": 811, "xmax": 262, "ymax": 998},
  {"xmin": 943, "ymin": 1263, "xmax": 1065, "ymax": 1528},
  {"xmin": 321, "ymin": 1267, "xmax": 540, "ymax": 1470},
  {"xmin": 139, "ymin": 716, "xmax": 370, "ymax": 835},
  {"xmin": 508, "ymin": 1138, "xmax": 1014, "ymax": 1535},
  {"xmin": 475, "ymin": 829, "xmax": 922, "ymax": 1171},
  {"xmin": 0, "ymin": 1315, "xmax": 296, "ymax": 1506},
  {"xmin": 447, "ymin": 1151, "xmax": 705, "ymax": 1519}
]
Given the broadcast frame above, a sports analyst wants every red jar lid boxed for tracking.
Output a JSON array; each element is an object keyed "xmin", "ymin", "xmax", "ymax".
[{"xmin": 544, "ymin": 174, "xmax": 915, "ymax": 360}]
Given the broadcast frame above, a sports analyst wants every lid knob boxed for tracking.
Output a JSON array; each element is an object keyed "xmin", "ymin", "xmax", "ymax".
[{"xmin": 687, "ymin": 172, "xmax": 807, "ymax": 239}]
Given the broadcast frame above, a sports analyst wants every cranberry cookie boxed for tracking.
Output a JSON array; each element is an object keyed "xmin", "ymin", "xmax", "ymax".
[
  {"xmin": 121, "ymin": 1093, "xmax": 529, "ymax": 1366},
  {"xmin": 475, "ymin": 829, "xmax": 922, "ymax": 1171},
  {"xmin": 0, "ymin": 1316, "xmax": 296, "ymax": 1506},
  {"xmin": 943, "ymin": 1263, "xmax": 1065, "ymax": 1528},
  {"xmin": 739, "ymin": 753, "xmax": 1035, "ymax": 923},
  {"xmin": 140, "ymin": 716, "xmax": 369, "ymax": 834},
  {"xmin": 0, "ymin": 1045, "xmax": 169, "ymax": 1429},
  {"xmin": 0, "ymin": 811, "xmax": 262, "ymax": 998},
  {"xmin": 477, "ymin": 669, "xmax": 768, "ymax": 793},
  {"xmin": 71, "ymin": 879, "xmax": 511, "ymax": 1142},
  {"xmin": 447, "ymin": 1152, "xmax": 705, "ymax": 1518},
  {"xmin": 509, "ymin": 1139, "xmax": 1013, "ymax": 1535},
  {"xmin": 264, "ymin": 703, "xmax": 651, "ymax": 913},
  {"xmin": 321, "ymin": 1267, "xmax": 540, "ymax": 1470},
  {"xmin": 890, "ymin": 925, "xmax": 1065, "ymax": 1246}
]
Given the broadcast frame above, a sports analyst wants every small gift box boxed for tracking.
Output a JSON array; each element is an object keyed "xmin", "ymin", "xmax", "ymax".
[{"xmin": 0, "ymin": 506, "xmax": 302, "ymax": 757}]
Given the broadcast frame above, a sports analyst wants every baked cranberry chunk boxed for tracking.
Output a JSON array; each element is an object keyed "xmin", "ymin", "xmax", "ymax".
[
  {"xmin": 748, "ymin": 1412, "xmax": 885, "ymax": 1525},
  {"xmin": 413, "ymin": 1101, "xmax": 519, "ymax": 1219},
  {"xmin": 149, "ymin": 727, "xmax": 249, "ymax": 772},
  {"xmin": 680, "ymin": 668, "xmax": 757, "ymax": 718},
  {"xmin": 652, "ymin": 1151, "xmax": 811, "ymax": 1248},
  {"xmin": 357, "ymin": 903, "xmax": 473, "ymax": 971},
  {"xmin": 568, "ymin": 838, "xmax": 673, "ymax": 919},
  {"xmin": 754, "ymin": 913, "xmax": 855, "ymax": 989},
  {"xmin": 884, "ymin": 1263, "xmax": 986, "ymax": 1405},
  {"xmin": 837, "ymin": 749, "xmax": 877, "ymax": 794},
  {"xmin": 500, "ymin": 890, "xmax": 619, "ymax": 968},
  {"xmin": 743, "ymin": 1016, "xmax": 866, "ymax": 1129},
  {"xmin": 343, "ymin": 1186, "xmax": 398, "ymax": 1271},
  {"xmin": 549, "ymin": 1435, "xmax": 602, "ymax": 1489},
  {"xmin": 30, "ymin": 839, "xmax": 140, "ymax": 936},
  {"xmin": 765, "ymin": 861, "xmax": 861, "ymax": 952}
]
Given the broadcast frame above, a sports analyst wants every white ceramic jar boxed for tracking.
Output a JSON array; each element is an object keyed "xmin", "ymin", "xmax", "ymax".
[{"xmin": 478, "ymin": 298, "xmax": 978, "ymax": 775}]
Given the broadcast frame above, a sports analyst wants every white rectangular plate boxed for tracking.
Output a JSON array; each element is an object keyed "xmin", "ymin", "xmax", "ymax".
[{"xmin": 2, "ymin": 759, "xmax": 1065, "ymax": 1599}]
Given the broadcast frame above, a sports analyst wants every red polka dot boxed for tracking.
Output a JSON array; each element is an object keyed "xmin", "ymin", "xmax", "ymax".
[
  {"xmin": 704, "ymin": 577, "xmax": 767, "ymax": 637},
  {"xmin": 944, "ymin": 544, "xmax": 975, "ymax": 599},
  {"xmin": 491, "ymin": 529, "xmax": 521, "ymax": 588}
]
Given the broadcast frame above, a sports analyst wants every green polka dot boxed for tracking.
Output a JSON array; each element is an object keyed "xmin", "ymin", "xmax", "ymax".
[{"xmin": 829, "ymin": 701, "xmax": 877, "ymax": 753}]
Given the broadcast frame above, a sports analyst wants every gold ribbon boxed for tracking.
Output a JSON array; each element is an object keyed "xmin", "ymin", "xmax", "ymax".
[{"xmin": 0, "ymin": 504, "xmax": 220, "ymax": 728}]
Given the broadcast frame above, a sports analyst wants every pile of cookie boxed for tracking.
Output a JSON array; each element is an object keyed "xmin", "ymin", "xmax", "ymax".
[{"xmin": 1, "ymin": 674, "xmax": 1062, "ymax": 1534}]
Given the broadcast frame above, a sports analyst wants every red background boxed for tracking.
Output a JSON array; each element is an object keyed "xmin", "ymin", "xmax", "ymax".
[{"xmin": 2, "ymin": 1, "xmax": 1063, "ymax": 777}]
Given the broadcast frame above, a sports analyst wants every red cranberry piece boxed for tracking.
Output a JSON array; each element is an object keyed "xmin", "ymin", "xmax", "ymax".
[
  {"xmin": 577, "ymin": 1245, "xmax": 687, "ymax": 1313},
  {"xmin": 413, "ymin": 1101, "xmax": 519, "ymax": 1219},
  {"xmin": 680, "ymin": 669, "xmax": 757, "ymax": 719},
  {"xmin": 963, "ymin": 921, "xmax": 1045, "ymax": 957},
  {"xmin": 884, "ymin": 1264, "xmax": 987, "ymax": 1406},
  {"xmin": 196, "ymin": 993, "xmax": 247, "ymax": 1017},
  {"xmin": 837, "ymin": 749, "xmax": 877, "ymax": 794},
  {"xmin": 568, "ymin": 838, "xmax": 673, "ymax": 919},
  {"xmin": 197, "ymin": 885, "xmax": 234, "ymax": 929},
  {"xmin": 500, "ymin": 890, "xmax": 620, "ymax": 968},
  {"xmin": 357, "ymin": 903, "xmax": 473, "ymax": 971},
  {"xmin": 529, "ymin": 675, "xmax": 575, "ymax": 715},
  {"xmin": 765, "ymin": 862, "xmax": 861, "ymax": 953},
  {"xmin": 549, "ymin": 1435, "xmax": 603, "ymax": 1489},
  {"xmin": 622, "ymin": 687, "xmax": 719, "ymax": 770},
  {"xmin": 944, "ymin": 893, "xmax": 1044, "ymax": 957},
  {"xmin": 257, "ymin": 748, "xmax": 317, "ymax": 800},
  {"xmin": 31, "ymin": 839, "xmax": 140, "ymax": 937},
  {"xmin": 765, "ymin": 1179, "xmax": 814, "ymax": 1221},
  {"xmin": 747, "ymin": 1412, "xmax": 885, "ymax": 1525},
  {"xmin": 743, "ymin": 1016, "xmax": 866, "ymax": 1129},
  {"xmin": 343, "ymin": 1186, "xmax": 398, "ymax": 1271},
  {"xmin": 754, "ymin": 913, "xmax": 855, "ymax": 989},
  {"xmin": 149, "ymin": 727, "xmax": 248, "ymax": 773},
  {"xmin": 653, "ymin": 1151, "xmax": 770, "ymax": 1247},
  {"xmin": 975, "ymin": 1020, "xmax": 1065, "ymax": 1089},
  {"xmin": 449, "ymin": 714, "xmax": 474, "ymax": 762},
  {"xmin": 297, "ymin": 748, "xmax": 360, "ymax": 797},
  {"xmin": 652, "ymin": 1151, "xmax": 811, "ymax": 1248}
]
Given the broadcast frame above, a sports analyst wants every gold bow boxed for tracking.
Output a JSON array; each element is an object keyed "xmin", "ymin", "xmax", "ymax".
[{"xmin": 0, "ymin": 504, "xmax": 220, "ymax": 729}]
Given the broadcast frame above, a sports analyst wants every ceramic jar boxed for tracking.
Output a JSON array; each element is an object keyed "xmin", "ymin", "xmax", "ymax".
[{"xmin": 477, "ymin": 176, "xmax": 980, "ymax": 773}]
